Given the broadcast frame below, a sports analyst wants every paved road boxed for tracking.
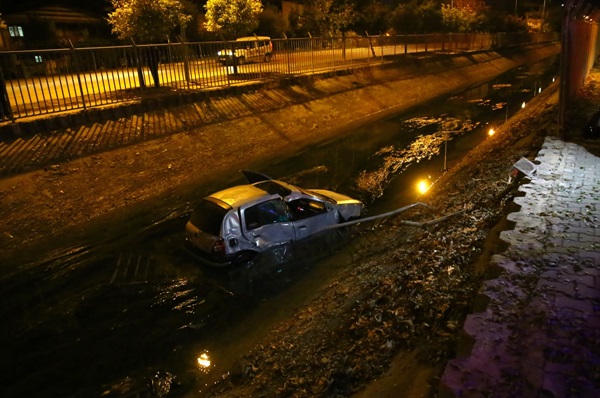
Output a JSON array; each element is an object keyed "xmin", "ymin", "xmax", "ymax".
[{"xmin": 2, "ymin": 41, "xmax": 488, "ymax": 119}]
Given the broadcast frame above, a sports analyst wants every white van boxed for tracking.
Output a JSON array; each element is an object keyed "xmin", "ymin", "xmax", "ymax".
[{"xmin": 217, "ymin": 36, "xmax": 273, "ymax": 65}]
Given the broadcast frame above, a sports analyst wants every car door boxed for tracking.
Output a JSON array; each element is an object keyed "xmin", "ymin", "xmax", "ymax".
[
  {"xmin": 288, "ymin": 197, "xmax": 338, "ymax": 241},
  {"xmin": 242, "ymin": 198, "xmax": 295, "ymax": 251}
]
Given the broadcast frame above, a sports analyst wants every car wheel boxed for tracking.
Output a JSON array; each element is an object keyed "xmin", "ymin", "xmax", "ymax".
[{"xmin": 264, "ymin": 53, "xmax": 272, "ymax": 62}]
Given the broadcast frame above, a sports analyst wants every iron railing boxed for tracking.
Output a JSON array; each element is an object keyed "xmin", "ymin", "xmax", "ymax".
[{"xmin": 0, "ymin": 32, "xmax": 558, "ymax": 121}]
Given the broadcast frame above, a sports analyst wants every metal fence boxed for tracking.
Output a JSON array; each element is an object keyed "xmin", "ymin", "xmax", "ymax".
[{"xmin": 0, "ymin": 32, "xmax": 558, "ymax": 121}]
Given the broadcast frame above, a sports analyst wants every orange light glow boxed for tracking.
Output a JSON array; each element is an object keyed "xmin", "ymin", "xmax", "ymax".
[{"xmin": 417, "ymin": 180, "xmax": 430, "ymax": 194}]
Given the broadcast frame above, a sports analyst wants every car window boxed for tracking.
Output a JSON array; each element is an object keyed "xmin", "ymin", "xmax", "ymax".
[
  {"xmin": 288, "ymin": 198, "xmax": 328, "ymax": 220},
  {"xmin": 245, "ymin": 199, "xmax": 291, "ymax": 230},
  {"xmin": 189, "ymin": 199, "xmax": 229, "ymax": 236}
]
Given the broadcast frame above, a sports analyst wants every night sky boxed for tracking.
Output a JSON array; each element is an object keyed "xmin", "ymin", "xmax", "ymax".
[{"xmin": 0, "ymin": 0, "xmax": 111, "ymax": 15}]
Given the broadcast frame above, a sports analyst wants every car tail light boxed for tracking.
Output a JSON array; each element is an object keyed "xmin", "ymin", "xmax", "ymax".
[{"xmin": 212, "ymin": 238, "xmax": 226, "ymax": 255}]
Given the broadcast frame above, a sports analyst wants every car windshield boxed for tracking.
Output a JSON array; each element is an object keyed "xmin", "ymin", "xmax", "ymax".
[{"xmin": 189, "ymin": 199, "xmax": 229, "ymax": 236}]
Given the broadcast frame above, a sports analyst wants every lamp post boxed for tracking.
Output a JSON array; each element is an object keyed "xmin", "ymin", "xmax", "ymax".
[{"xmin": 515, "ymin": 0, "xmax": 518, "ymax": 15}]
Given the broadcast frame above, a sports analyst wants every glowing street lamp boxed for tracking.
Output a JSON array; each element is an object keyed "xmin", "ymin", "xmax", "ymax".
[
  {"xmin": 488, "ymin": 128, "xmax": 496, "ymax": 136},
  {"xmin": 521, "ymin": 101, "xmax": 526, "ymax": 109}
]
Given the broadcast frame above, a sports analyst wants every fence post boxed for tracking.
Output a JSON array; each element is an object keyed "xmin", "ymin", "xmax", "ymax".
[
  {"xmin": 366, "ymin": 31, "xmax": 377, "ymax": 58},
  {"xmin": 284, "ymin": 34, "xmax": 291, "ymax": 76},
  {"xmin": 309, "ymin": 32, "xmax": 314, "ymax": 74},
  {"xmin": 68, "ymin": 38, "xmax": 86, "ymax": 110},
  {"xmin": 380, "ymin": 33, "xmax": 384, "ymax": 64},
  {"xmin": 341, "ymin": 32, "xmax": 346, "ymax": 61},
  {"xmin": 331, "ymin": 35, "xmax": 335, "ymax": 71}
]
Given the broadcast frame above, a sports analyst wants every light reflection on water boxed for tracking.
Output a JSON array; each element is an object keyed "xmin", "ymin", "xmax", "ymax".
[{"xmin": 197, "ymin": 351, "xmax": 212, "ymax": 372}]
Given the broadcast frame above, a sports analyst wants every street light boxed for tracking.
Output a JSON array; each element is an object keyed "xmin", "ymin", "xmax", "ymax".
[{"xmin": 488, "ymin": 128, "xmax": 496, "ymax": 136}]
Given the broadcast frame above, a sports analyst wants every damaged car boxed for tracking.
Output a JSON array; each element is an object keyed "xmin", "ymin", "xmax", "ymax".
[{"xmin": 185, "ymin": 171, "xmax": 364, "ymax": 267}]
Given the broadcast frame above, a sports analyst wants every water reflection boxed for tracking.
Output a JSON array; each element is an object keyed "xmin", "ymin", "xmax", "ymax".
[{"xmin": 197, "ymin": 351, "xmax": 212, "ymax": 372}]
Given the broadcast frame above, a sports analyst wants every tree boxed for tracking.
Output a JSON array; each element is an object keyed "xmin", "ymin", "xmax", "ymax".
[
  {"xmin": 353, "ymin": 1, "xmax": 392, "ymax": 35},
  {"xmin": 441, "ymin": 4, "xmax": 482, "ymax": 33},
  {"xmin": 299, "ymin": 0, "xmax": 357, "ymax": 37},
  {"xmin": 204, "ymin": 0, "xmax": 263, "ymax": 38},
  {"xmin": 257, "ymin": 4, "xmax": 288, "ymax": 38},
  {"xmin": 108, "ymin": 0, "xmax": 191, "ymax": 88},
  {"xmin": 390, "ymin": 0, "xmax": 442, "ymax": 34},
  {"xmin": 108, "ymin": 0, "xmax": 191, "ymax": 43}
]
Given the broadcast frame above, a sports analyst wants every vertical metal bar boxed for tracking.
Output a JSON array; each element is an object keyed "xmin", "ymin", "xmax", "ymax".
[
  {"xmin": 286, "ymin": 37, "xmax": 291, "ymax": 76},
  {"xmin": 380, "ymin": 34, "xmax": 383, "ymax": 64},
  {"xmin": 56, "ymin": 52, "xmax": 70, "ymax": 109},
  {"xmin": 69, "ymin": 40, "xmax": 87, "ymax": 110},
  {"xmin": 3, "ymin": 56, "xmax": 22, "ymax": 118},
  {"xmin": 109, "ymin": 48, "xmax": 122, "ymax": 101},
  {"xmin": 33, "ymin": 56, "xmax": 48, "ymax": 115},
  {"xmin": 17, "ymin": 54, "xmax": 33, "ymax": 117}
]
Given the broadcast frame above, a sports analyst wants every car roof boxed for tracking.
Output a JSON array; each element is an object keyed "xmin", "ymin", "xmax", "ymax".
[{"xmin": 207, "ymin": 184, "xmax": 276, "ymax": 208}]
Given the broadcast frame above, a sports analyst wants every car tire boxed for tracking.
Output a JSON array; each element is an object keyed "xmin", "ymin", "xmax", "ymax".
[{"xmin": 264, "ymin": 53, "xmax": 272, "ymax": 62}]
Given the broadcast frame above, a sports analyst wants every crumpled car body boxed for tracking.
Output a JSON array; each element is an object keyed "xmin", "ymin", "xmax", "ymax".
[{"xmin": 185, "ymin": 177, "xmax": 363, "ymax": 267}]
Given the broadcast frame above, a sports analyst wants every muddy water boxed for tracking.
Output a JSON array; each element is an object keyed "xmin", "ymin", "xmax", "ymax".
[{"xmin": 0, "ymin": 58, "xmax": 559, "ymax": 397}]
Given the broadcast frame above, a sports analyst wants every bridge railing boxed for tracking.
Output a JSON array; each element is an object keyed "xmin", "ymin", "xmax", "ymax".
[{"xmin": 0, "ymin": 32, "xmax": 558, "ymax": 122}]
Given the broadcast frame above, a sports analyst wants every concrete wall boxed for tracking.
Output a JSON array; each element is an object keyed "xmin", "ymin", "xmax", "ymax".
[{"xmin": 566, "ymin": 20, "xmax": 599, "ymax": 101}]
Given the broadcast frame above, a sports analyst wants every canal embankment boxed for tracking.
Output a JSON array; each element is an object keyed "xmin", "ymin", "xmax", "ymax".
[{"xmin": 0, "ymin": 42, "xmax": 560, "ymax": 259}]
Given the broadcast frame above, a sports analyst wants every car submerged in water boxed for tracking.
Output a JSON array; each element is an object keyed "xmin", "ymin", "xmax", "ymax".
[{"xmin": 185, "ymin": 171, "xmax": 364, "ymax": 267}]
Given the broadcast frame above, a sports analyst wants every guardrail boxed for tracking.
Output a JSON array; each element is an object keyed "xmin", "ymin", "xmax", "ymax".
[{"xmin": 0, "ymin": 32, "xmax": 558, "ymax": 121}]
